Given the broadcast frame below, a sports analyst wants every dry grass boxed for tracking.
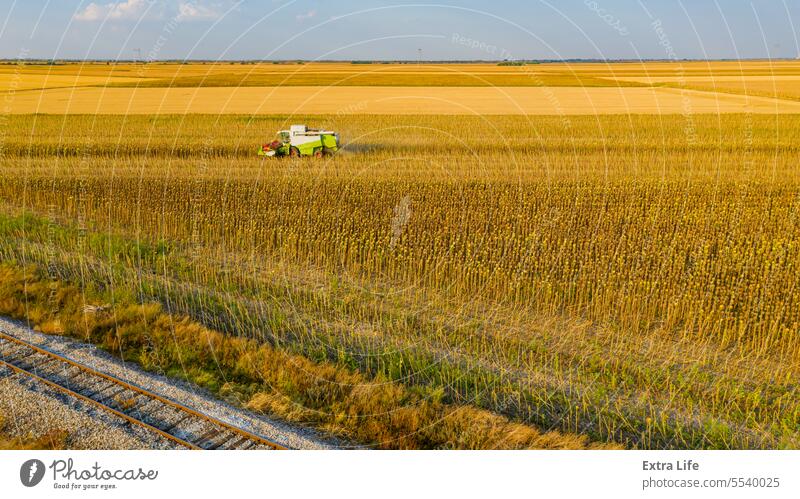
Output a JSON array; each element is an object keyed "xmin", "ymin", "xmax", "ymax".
[
  {"xmin": 0, "ymin": 415, "xmax": 69, "ymax": 450},
  {"xmin": 0, "ymin": 264, "xmax": 607, "ymax": 449}
]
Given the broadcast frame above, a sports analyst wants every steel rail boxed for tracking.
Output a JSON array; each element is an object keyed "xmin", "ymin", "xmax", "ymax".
[
  {"xmin": 0, "ymin": 359, "xmax": 200, "ymax": 449},
  {"xmin": 0, "ymin": 330, "xmax": 287, "ymax": 450}
]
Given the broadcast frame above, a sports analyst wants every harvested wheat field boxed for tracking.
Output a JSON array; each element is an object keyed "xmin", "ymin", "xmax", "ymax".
[
  {"xmin": 3, "ymin": 61, "xmax": 800, "ymax": 114},
  {"xmin": 6, "ymin": 84, "xmax": 800, "ymax": 115}
]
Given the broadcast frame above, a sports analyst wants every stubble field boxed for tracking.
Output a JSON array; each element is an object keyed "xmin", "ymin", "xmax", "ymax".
[
  {"xmin": 0, "ymin": 62, "xmax": 799, "ymax": 449},
  {"xmin": 4, "ymin": 60, "xmax": 800, "ymax": 114}
]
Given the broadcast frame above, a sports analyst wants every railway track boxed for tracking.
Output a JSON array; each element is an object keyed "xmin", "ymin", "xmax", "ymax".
[{"xmin": 0, "ymin": 330, "xmax": 286, "ymax": 450}]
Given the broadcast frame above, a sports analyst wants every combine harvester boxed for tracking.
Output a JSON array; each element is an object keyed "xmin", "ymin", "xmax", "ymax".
[{"xmin": 259, "ymin": 125, "xmax": 340, "ymax": 158}]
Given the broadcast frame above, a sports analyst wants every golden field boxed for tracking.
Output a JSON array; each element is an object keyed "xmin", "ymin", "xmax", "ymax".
[
  {"xmin": 0, "ymin": 62, "xmax": 799, "ymax": 449},
  {"xmin": 5, "ymin": 60, "xmax": 800, "ymax": 79},
  {"xmin": 7, "ymin": 85, "xmax": 800, "ymax": 115},
  {"xmin": 2, "ymin": 60, "xmax": 800, "ymax": 114}
]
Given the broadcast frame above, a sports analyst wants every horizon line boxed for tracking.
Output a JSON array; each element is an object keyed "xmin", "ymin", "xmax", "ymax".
[{"xmin": 2, "ymin": 57, "xmax": 799, "ymax": 64}]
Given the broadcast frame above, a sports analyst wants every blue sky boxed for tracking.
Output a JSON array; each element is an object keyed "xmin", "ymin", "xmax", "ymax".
[{"xmin": 0, "ymin": 0, "xmax": 798, "ymax": 60}]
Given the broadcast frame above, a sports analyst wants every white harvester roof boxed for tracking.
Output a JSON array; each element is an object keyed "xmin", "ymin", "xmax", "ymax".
[{"xmin": 288, "ymin": 124, "xmax": 336, "ymax": 136}]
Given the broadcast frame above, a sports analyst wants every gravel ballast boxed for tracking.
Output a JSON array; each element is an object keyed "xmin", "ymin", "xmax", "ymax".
[
  {"xmin": 0, "ymin": 316, "xmax": 338, "ymax": 450},
  {"xmin": 0, "ymin": 369, "xmax": 173, "ymax": 449}
]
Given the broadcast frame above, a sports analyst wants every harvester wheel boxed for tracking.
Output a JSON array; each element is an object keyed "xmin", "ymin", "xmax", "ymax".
[
  {"xmin": 313, "ymin": 149, "xmax": 323, "ymax": 158},
  {"xmin": 289, "ymin": 147, "xmax": 300, "ymax": 158}
]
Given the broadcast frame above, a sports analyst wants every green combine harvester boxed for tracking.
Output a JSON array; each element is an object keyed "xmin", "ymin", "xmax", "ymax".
[{"xmin": 259, "ymin": 125, "xmax": 340, "ymax": 158}]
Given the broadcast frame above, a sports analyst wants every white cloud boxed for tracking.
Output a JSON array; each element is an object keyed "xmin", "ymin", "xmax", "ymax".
[
  {"xmin": 295, "ymin": 9, "xmax": 316, "ymax": 22},
  {"xmin": 73, "ymin": 1, "xmax": 222, "ymax": 22},
  {"xmin": 73, "ymin": 0, "xmax": 150, "ymax": 21},
  {"xmin": 177, "ymin": 2, "xmax": 220, "ymax": 20}
]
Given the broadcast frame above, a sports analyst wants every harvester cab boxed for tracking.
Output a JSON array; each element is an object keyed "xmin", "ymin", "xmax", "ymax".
[{"xmin": 259, "ymin": 125, "xmax": 340, "ymax": 158}]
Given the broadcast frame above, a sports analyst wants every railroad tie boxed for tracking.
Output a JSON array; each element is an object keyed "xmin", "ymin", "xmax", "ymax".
[
  {"xmin": 195, "ymin": 428, "xmax": 221, "ymax": 448},
  {"xmin": 208, "ymin": 432, "xmax": 237, "ymax": 450},
  {"xmin": 79, "ymin": 380, "xmax": 114, "ymax": 399},
  {"xmin": 2, "ymin": 347, "xmax": 37, "ymax": 363},
  {"xmin": 228, "ymin": 435, "xmax": 251, "ymax": 449},
  {"xmin": 162, "ymin": 413, "xmax": 193, "ymax": 433},
  {"xmin": 97, "ymin": 387, "xmax": 128, "ymax": 404}
]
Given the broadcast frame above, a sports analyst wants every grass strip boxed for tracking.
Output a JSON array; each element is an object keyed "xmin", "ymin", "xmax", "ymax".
[{"xmin": 0, "ymin": 263, "xmax": 613, "ymax": 449}]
